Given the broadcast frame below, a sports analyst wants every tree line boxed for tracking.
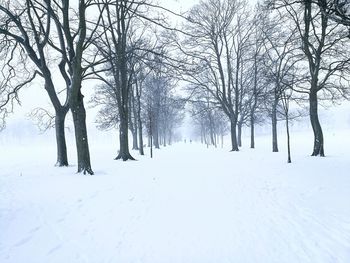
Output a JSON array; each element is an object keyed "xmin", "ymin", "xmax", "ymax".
[
  {"xmin": 0, "ymin": 0, "xmax": 349, "ymax": 173},
  {"xmin": 177, "ymin": 0, "xmax": 350, "ymax": 162}
]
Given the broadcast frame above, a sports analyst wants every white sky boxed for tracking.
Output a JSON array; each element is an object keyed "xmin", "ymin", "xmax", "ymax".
[{"xmin": 158, "ymin": 0, "xmax": 258, "ymax": 16}]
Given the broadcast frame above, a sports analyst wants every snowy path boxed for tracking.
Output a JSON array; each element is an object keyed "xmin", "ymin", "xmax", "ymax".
[{"xmin": 1, "ymin": 138, "xmax": 350, "ymax": 263}]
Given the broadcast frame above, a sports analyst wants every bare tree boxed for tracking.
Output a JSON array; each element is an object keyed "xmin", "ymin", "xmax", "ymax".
[
  {"xmin": 0, "ymin": 0, "xmax": 103, "ymax": 173},
  {"xmin": 44, "ymin": 0, "xmax": 105, "ymax": 174},
  {"xmin": 180, "ymin": 0, "xmax": 254, "ymax": 152},
  {"xmin": 133, "ymin": 62, "xmax": 150, "ymax": 155},
  {"xmin": 91, "ymin": 0, "xmax": 153, "ymax": 161},
  {"xmin": 0, "ymin": 0, "xmax": 70, "ymax": 166},
  {"xmin": 318, "ymin": 0, "xmax": 350, "ymax": 27},
  {"xmin": 0, "ymin": 50, "xmax": 37, "ymax": 131},
  {"xmin": 269, "ymin": 0, "xmax": 350, "ymax": 156},
  {"xmin": 189, "ymin": 90, "xmax": 227, "ymax": 147},
  {"xmin": 247, "ymin": 17, "xmax": 267, "ymax": 149},
  {"xmin": 260, "ymin": 8, "xmax": 302, "ymax": 152}
]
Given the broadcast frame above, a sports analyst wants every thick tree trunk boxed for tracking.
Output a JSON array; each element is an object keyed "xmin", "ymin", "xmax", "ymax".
[
  {"xmin": 230, "ymin": 118, "xmax": 239, "ymax": 151},
  {"xmin": 237, "ymin": 122, "xmax": 242, "ymax": 147},
  {"xmin": 310, "ymin": 91, "xmax": 324, "ymax": 156},
  {"xmin": 43, "ymin": 75, "xmax": 70, "ymax": 167},
  {"xmin": 55, "ymin": 108, "xmax": 69, "ymax": 167},
  {"xmin": 71, "ymin": 93, "xmax": 93, "ymax": 175},
  {"xmin": 132, "ymin": 129, "xmax": 139, "ymax": 150},
  {"xmin": 272, "ymin": 101, "xmax": 279, "ymax": 152},
  {"xmin": 67, "ymin": 2, "xmax": 93, "ymax": 175},
  {"xmin": 131, "ymin": 126, "xmax": 138, "ymax": 150},
  {"xmin": 250, "ymin": 113, "xmax": 255, "ymax": 149},
  {"xmin": 115, "ymin": 114, "xmax": 135, "ymax": 161}
]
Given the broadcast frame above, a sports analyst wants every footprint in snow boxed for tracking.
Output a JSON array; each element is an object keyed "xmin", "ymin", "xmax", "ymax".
[
  {"xmin": 14, "ymin": 236, "xmax": 33, "ymax": 247},
  {"xmin": 56, "ymin": 217, "xmax": 65, "ymax": 223},
  {"xmin": 47, "ymin": 244, "xmax": 62, "ymax": 255},
  {"xmin": 29, "ymin": 226, "xmax": 41, "ymax": 234},
  {"xmin": 90, "ymin": 192, "xmax": 99, "ymax": 199}
]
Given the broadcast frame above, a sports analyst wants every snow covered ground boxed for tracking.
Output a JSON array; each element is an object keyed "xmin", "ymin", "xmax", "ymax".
[{"xmin": 0, "ymin": 128, "xmax": 350, "ymax": 263}]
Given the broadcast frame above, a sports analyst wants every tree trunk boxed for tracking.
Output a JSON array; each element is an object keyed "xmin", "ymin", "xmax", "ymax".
[
  {"xmin": 230, "ymin": 117, "xmax": 239, "ymax": 151},
  {"xmin": 168, "ymin": 131, "xmax": 172, "ymax": 145},
  {"xmin": 202, "ymin": 122, "xmax": 208, "ymax": 145},
  {"xmin": 210, "ymin": 127, "xmax": 215, "ymax": 146},
  {"xmin": 133, "ymin": 129, "xmax": 138, "ymax": 150},
  {"xmin": 128, "ymin": 99, "xmax": 138, "ymax": 150},
  {"xmin": 43, "ymin": 75, "xmax": 70, "ymax": 167},
  {"xmin": 200, "ymin": 124, "xmax": 204, "ymax": 144},
  {"xmin": 131, "ymin": 91, "xmax": 139, "ymax": 150},
  {"xmin": 148, "ymin": 134, "xmax": 151, "ymax": 147},
  {"xmin": 250, "ymin": 113, "xmax": 255, "ymax": 149},
  {"xmin": 310, "ymin": 91, "xmax": 324, "ymax": 156},
  {"xmin": 272, "ymin": 101, "xmax": 279, "ymax": 152},
  {"xmin": 55, "ymin": 108, "xmax": 69, "ymax": 167},
  {"xmin": 251, "ymin": 49, "xmax": 258, "ymax": 149},
  {"xmin": 153, "ymin": 122, "xmax": 160, "ymax": 149},
  {"xmin": 162, "ymin": 129, "xmax": 167, "ymax": 147},
  {"xmin": 138, "ymin": 118, "xmax": 144, "ymax": 155},
  {"xmin": 115, "ymin": 113, "xmax": 135, "ymax": 161},
  {"xmin": 67, "ymin": 1, "xmax": 93, "ymax": 175},
  {"xmin": 150, "ymin": 133, "xmax": 153, "ymax": 158},
  {"xmin": 149, "ymin": 116, "xmax": 153, "ymax": 158},
  {"xmin": 71, "ymin": 93, "xmax": 93, "ymax": 175},
  {"xmin": 132, "ymin": 129, "xmax": 138, "ymax": 150},
  {"xmin": 128, "ymin": 114, "xmax": 137, "ymax": 150},
  {"xmin": 208, "ymin": 113, "xmax": 215, "ymax": 146},
  {"xmin": 237, "ymin": 122, "xmax": 242, "ymax": 147},
  {"xmin": 286, "ymin": 113, "xmax": 291, "ymax": 163},
  {"xmin": 136, "ymin": 82, "xmax": 144, "ymax": 155}
]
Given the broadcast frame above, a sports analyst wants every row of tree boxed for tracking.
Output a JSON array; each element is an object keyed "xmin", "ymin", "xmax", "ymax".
[
  {"xmin": 1, "ymin": 0, "xmax": 349, "ymax": 172},
  {"xmin": 0, "ymin": 0, "xmax": 185, "ymax": 174},
  {"xmin": 177, "ymin": 0, "xmax": 349, "ymax": 162}
]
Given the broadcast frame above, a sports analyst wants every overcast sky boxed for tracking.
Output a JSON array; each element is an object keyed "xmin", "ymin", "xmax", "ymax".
[{"xmin": 159, "ymin": 0, "xmax": 257, "ymax": 13}]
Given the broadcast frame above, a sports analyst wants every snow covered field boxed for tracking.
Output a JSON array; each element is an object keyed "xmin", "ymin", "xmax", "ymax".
[{"xmin": 0, "ymin": 129, "xmax": 350, "ymax": 263}]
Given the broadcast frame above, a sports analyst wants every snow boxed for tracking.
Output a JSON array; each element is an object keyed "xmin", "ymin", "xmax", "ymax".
[{"xmin": 0, "ymin": 129, "xmax": 350, "ymax": 263}]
